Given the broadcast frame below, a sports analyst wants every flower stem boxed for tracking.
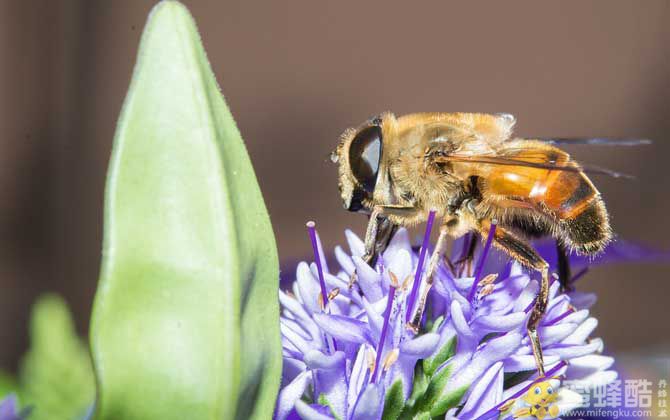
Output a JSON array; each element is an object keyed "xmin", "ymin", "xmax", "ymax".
[
  {"xmin": 406, "ymin": 210, "xmax": 436, "ymax": 323},
  {"xmin": 468, "ymin": 220, "xmax": 497, "ymax": 302}
]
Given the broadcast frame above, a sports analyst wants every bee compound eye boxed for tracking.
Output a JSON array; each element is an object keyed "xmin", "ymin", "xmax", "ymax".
[{"xmin": 349, "ymin": 125, "xmax": 382, "ymax": 193}]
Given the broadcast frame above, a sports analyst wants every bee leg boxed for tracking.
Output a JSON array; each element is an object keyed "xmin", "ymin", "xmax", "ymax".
[
  {"xmin": 348, "ymin": 207, "xmax": 402, "ymax": 288},
  {"xmin": 556, "ymin": 241, "xmax": 572, "ymax": 292},
  {"xmin": 486, "ymin": 224, "xmax": 549, "ymax": 377},
  {"xmin": 407, "ymin": 223, "xmax": 450, "ymax": 333}
]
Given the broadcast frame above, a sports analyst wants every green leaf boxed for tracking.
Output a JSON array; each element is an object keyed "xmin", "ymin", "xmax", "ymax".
[
  {"xmin": 382, "ymin": 379, "xmax": 405, "ymax": 420},
  {"xmin": 89, "ymin": 1, "xmax": 281, "ymax": 419},
  {"xmin": 0, "ymin": 371, "xmax": 17, "ymax": 400},
  {"xmin": 318, "ymin": 394, "xmax": 343, "ymax": 420},
  {"xmin": 19, "ymin": 294, "xmax": 95, "ymax": 420},
  {"xmin": 406, "ymin": 363, "xmax": 428, "ymax": 408},
  {"xmin": 412, "ymin": 364, "xmax": 452, "ymax": 415},
  {"xmin": 429, "ymin": 384, "xmax": 467, "ymax": 417},
  {"xmin": 422, "ymin": 336, "xmax": 456, "ymax": 377}
]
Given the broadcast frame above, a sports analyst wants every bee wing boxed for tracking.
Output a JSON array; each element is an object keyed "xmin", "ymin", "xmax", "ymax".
[
  {"xmin": 532, "ymin": 137, "xmax": 652, "ymax": 147},
  {"xmin": 440, "ymin": 154, "xmax": 634, "ymax": 179}
]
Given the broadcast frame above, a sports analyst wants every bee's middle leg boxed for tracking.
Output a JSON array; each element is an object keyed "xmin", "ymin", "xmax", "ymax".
[{"xmin": 480, "ymin": 221, "xmax": 550, "ymax": 377}]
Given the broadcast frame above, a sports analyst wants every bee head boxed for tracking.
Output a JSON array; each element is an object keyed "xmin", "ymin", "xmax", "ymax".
[{"xmin": 332, "ymin": 115, "xmax": 385, "ymax": 212}]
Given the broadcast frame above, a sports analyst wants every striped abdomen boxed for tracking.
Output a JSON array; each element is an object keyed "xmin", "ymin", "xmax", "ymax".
[{"xmin": 478, "ymin": 142, "xmax": 612, "ymax": 254}]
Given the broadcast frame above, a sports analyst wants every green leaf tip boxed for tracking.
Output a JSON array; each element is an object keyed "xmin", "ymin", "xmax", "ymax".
[
  {"xmin": 90, "ymin": 1, "xmax": 281, "ymax": 419},
  {"xmin": 20, "ymin": 294, "xmax": 95, "ymax": 420}
]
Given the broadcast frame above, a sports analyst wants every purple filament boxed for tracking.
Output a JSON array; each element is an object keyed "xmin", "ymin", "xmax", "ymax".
[
  {"xmin": 405, "ymin": 210, "xmax": 437, "ymax": 323},
  {"xmin": 546, "ymin": 307, "xmax": 575, "ymax": 325},
  {"xmin": 307, "ymin": 221, "xmax": 337, "ymax": 353},
  {"xmin": 306, "ymin": 221, "xmax": 329, "ymax": 311},
  {"xmin": 467, "ymin": 221, "xmax": 498, "ymax": 302},
  {"xmin": 570, "ymin": 267, "xmax": 589, "ymax": 286},
  {"xmin": 473, "ymin": 360, "xmax": 567, "ymax": 420},
  {"xmin": 371, "ymin": 284, "xmax": 396, "ymax": 384}
]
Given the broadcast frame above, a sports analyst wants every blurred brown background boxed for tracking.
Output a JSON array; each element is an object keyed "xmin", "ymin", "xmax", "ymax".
[{"xmin": 0, "ymin": 1, "xmax": 668, "ymax": 371}]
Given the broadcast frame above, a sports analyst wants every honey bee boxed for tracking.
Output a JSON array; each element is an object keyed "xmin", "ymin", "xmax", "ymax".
[{"xmin": 331, "ymin": 112, "xmax": 638, "ymax": 376}]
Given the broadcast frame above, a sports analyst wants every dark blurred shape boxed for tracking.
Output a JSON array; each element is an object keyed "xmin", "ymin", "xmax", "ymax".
[{"xmin": 1, "ymin": 1, "xmax": 668, "ymax": 370}]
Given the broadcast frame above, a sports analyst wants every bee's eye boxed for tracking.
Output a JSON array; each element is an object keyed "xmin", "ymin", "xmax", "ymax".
[
  {"xmin": 534, "ymin": 387, "xmax": 542, "ymax": 395},
  {"xmin": 349, "ymin": 126, "xmax": 382, "ymax": 193},
  {"xmin": 547, "ymin": 387, "xmax": 553, "ymax": 394}
]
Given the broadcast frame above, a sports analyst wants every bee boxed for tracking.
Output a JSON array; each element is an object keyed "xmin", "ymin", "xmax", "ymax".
[{"xmin": 331, "ymin": 112, "xmax": 641, "ymax": 376}]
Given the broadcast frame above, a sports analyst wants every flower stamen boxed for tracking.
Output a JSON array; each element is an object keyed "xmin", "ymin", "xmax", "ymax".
[
  {"xmin": 468, "ymin": 219, "xmax": 498, "ymax": 302},
  {"xmin": 372, "ymin": 271, "xmax": 398, "ymax": 384},
  {"xmin": 406, "ymin": 210, "xmax": 437, "ymax": 323}
]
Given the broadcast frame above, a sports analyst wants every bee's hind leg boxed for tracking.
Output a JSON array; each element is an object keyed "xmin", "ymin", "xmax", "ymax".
[
  {"xmin": 556, "ymin": 241, "xmax": 572, "ymax": 292},
  {"xmin": 482, "ymin": 222, "xmax": 550, "ymax": 377}
]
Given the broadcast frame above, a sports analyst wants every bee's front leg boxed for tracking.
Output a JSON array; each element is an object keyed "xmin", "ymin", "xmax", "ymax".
[{"xmin": 348, "ymin": 206, "xmax": 411, "ymax": 288}]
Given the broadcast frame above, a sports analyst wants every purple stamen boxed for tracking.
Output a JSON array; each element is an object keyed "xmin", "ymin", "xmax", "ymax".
[
  {"xmin": 546, "ymin": 307, "xmax": 575, "ymax": 325},
  {"xmin": 524, "ymin": 298, "xmax": 536, "ymax": 314},
  {"xmin": 307, "ymin": 221, "xmax": 337, "ymax": 353},
  {"xmin": 307, "ymin": 221, "xmax": 329, "ymax": 311},
  {"xmin": 570, "ymin": 267, "xmax": 589, "ymax": 285},
  {"xmin": 467, "ymin": 220, "xmax": 497, "ymax": 302},
  {"xmin": 371, "ymin": 284, "xmax": 396, "ymax": 384},
  {"xmin": 406, "ymin": 210, "xmax": 437, "ymax": 323},
  {"xmin": 474, "ymin": 360, "xmax": 568, "ymax": 420}
]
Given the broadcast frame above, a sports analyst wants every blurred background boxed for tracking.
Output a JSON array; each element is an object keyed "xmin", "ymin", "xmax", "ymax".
[{"xmin": 0, "ymin": 0, "xmax": 668, "ymax": 380}]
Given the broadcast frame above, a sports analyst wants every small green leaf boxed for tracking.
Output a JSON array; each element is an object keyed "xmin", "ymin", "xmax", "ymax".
[
  {"xmin": 89, "ymin": 1, "xmax": 281, "ymax": 419},
  {"xmin": 382, "ymin": 379, "xmax": 405, "ymax": 420},
  {"xmin": 429, "ymin": 384, "xmax": 467, "ymax": 417},
  {"xmin": 407, "ymin": 363, "xmax": 429, "ymax": 408},
  {"xmin": 19, "ymin": 294, "xmax": 95, "ymax": 420},
  {"xmin": 318, "ymin": 394, "xmax": 343, "ymax": 420},
  {"xmin": 422, "ymin": 336, "xmax": 456, "ymax": 377},
  {"xmin": 412, "ymin": 364, "xmax": 453, "ymax": 414},
  {"xmin": 0, "ymin": 371, "xmax": 17, "ymax": 400}
]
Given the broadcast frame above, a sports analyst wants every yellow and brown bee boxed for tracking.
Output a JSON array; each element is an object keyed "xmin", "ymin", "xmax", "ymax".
[{"xmin": 332, "ymin": 112, "xmax": 637, "ymax": 376}]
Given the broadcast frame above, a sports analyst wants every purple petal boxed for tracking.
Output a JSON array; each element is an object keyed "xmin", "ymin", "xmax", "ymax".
[
  {"xmin": 399, "ymin": 333, "xmax": 440, "ymax": 358},
  {"xmin": 569, "ymin": 291, "xmax": 597, "ymax": 309},
  {"xmin": 296, "ymin": 262, "xmax": 321, "ymax": 314},
  {"xmin": 351, "ymin": 384, "xmax": 382, "ymax": 419},
  {"xmin": 276, "ymin": 371, "xmax": 313, "ymax": 420},
  {"xmin": 347, "ymin": 345, "xmax": 373, "ymax": 413},
  {"xmin": 449, "ymin": 333, "xmax": 522, "ymax": 393},
  {"xmin": 334, "ymin": 245, "xmax": 355, "ymax": 275},
  {"xmin": 353, "ymin": 256, "xmax": 384, "ymax": 303},
  {"xmin": 544, "ymin": 340, "xmax": 601, "ymax": 359},
  {"xmin": 538, "ymin": 323, "xmax": 578, "ymax": 346},
  {"xmin": 459, "ymin": 362, "xmax": 504, "ymax": 419},
  {"xmin": 294, "ymin": 400, "xmax": 335, "ymax": 420},
  {"xmin": 345, "ymin": 230, "xmax": 365, "ymax": 257},
  {"xmin": 566, "ymin": 355, "xmax": 615, "ymax": 378},
  {"xmin": 383, "ymin": 228, "xmax": 412, "ymax": 260},
  {"xmin": 562, "ymin": 317, "xmax": 598, "ymax": 345},
  {"xmin": 472, "ymin": 312, "xmax": 526, "ymax": 332},
  {"xmin": 312, "ymin": 313, "xmax": 373, "ymax": 345},
  {"xmin": 503, "ymin": 354, "xmax": 560, "ymax": 372},
  {"xmin": 304, "ymin": 350, "xmax": 345, "ymax": 370}
]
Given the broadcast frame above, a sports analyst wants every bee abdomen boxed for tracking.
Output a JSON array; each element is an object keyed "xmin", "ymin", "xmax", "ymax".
[{"xmin": 560, "ymin": 195, "xmax": 611, "ymax": 255}]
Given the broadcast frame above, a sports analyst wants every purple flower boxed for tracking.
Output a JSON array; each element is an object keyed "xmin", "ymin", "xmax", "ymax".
[
  {"xmin": 276, "ymin": 222, "xmax": 621, "ymax": 420},
  {"xmin": 0, "ymin": 395, "xmax": 22, "ymax": 420}
]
